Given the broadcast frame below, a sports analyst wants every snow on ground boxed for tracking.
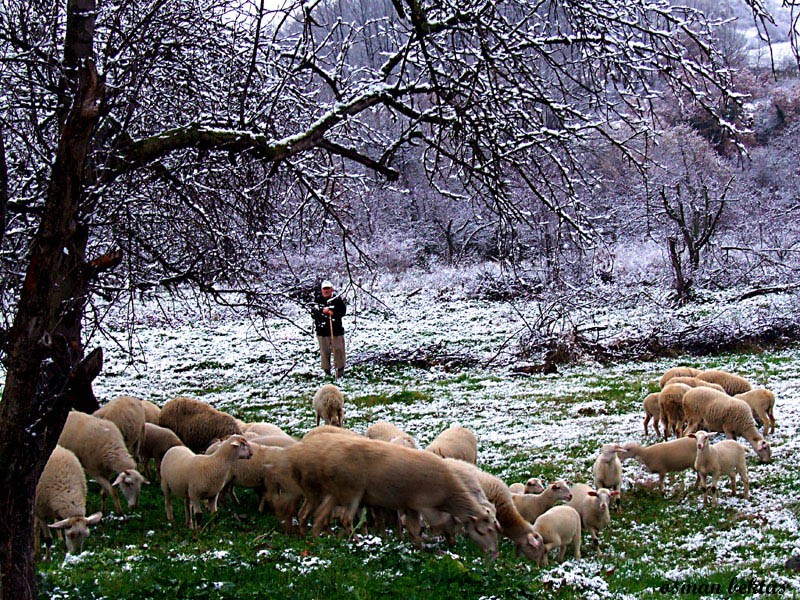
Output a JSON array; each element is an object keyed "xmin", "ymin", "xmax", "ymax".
[{"xmin": 85, "ymin": 287, "xmax": 800, "ymax": 595}]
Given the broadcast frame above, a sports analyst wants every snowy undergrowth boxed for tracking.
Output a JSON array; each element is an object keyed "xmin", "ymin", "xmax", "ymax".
[{"xmin": 36, "ymin": 290, "xmax": 800, "ymax": 599}]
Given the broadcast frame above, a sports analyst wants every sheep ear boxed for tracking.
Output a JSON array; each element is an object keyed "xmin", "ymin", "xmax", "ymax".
[
  {"xmin": 86, "ymin": 512, "xmax": 103, "ymax": 525},
  {"xmin": 588, "ymin": 491, "xmax": 598, "ymax": 497},
  {"xmin": 687, "ymin": 433, "xmax": 696, "ymax": 439},
  {"xmin": 610, "ymin": 491, "xmax": 619, "ymax": 497},
  {"xmin": 230, "ymin": 440, "xmax": 241, "ymax": 447},
  {"xmin": 49, "ymin": 518, "xmax": 73, "ymax": 530},
  {"xmin": 112, "ymin": 472, "xmax": 127, "ymax": 487}
]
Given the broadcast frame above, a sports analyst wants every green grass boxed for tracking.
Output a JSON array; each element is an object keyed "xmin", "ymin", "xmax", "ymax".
[{"xmin": 36, "ymin": 346, "xmax": 800, "ymax": 599}]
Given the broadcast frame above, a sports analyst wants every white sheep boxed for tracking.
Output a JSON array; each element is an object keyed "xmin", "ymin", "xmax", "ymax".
[
  {"xmin": 425, "ymin": 426, "xmax": 478, "ymax": 464},
  {"xmin": 659, "ymin": 367, "xmax": 702, "ymax": 388},
  {"xmin": 592, "ymin": 444, "xmax": 624, "ymax": 512},
  {"xmin": 366, "ymin": 421, "xmax": 417, "ymax": 448},
  {"xmin": 658, "ymin": 382, "xmax": 692, "ymax": 440},
  {"xmin": 697, "ymin": 369, "xmax": 752, "ymax": 396},
  {"xmin": 312, "ymin": 384, "xmax": 345, "ymax": 427},
  {"xmin": 141, "ymin": 399, "xmax": 161, "ymax": 425},
  {"xmin": 511, "ymin": 480, "xmax": 572, "ymax": 523},
  {"xmin": 735, "ymin": 389, "xmax": 776, "ymax": 436},
  {"xmin": 160, "ymin": 434, "xmax": 253, "ymax": 531},
  {"xmin": 58, "ymin": 411, "xmax": 149, "ymax": 514},
  {"xmin": 93, "ymin": 395, "xmax": 147, "ymax": 462},
  {"xmin": 34, "ymin": 445, "xmax": 102, "ymax": 559},
  {"xmin": 242, "ymin": 422, "xmax": 294, "ymax": 439},
  {"xmin": 619, "ymin": 437, "xmax": 697, "ymax": 494},
  {"xmin": 140, "ymin": 422, "xmax": 184, "ymax": 480},
  {"xmin": 567, "ymin": 484, "xmax": 617, "ymax": 555},
  {"xmin": 683, "ymin": 387, "xmax": 771, "ymax": 462},
  {"xmin": 642, "ymin": 392, "xmax": 661, "ymax": 438},
  {"xmin": 509, "ymin": 477, "xmax": 545, "ymax": 495},
  {"xmin": 532, "ymin": 505, "xmax": 582, "ymax": 566},
  {"xmin": 689, "ymin": 430, "xmax": 749, "ymax": 506}
]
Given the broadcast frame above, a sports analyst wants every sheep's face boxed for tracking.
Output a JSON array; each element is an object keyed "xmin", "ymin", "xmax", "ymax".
[
  {"xmin": 588, "ymin": 489, "xmax": 613, "ymax": 513},
  {"xmin": 550, "ymin": 481, "xmax": 572, "ymax": 502},
  {"xmin": 518, "ymin": 529, "xmax": 545, "ymax": 564},
  {"xmin": 113, "ymin": 469, "xmax": 149, "ymax": 509},
  {"xmin": 464, "ymin": 512, "xmax": 500, "ymax": 557},
  {"xmin": 228, "ymin": 436, "xmax": 253, "ymax": 460},
  {"xmin": 691, "ymin": 431, "xmax": 711, "ymax": 451},
  {"xmin": 755, "ymin": 439, "xmax": 771, "ymax": 462},
  {"xmin": 618, "ymin": 442, "xmax": 639, "ymax": 460},
  {"xmin": 49, "ymin": 512, "xmax": 102, "ymax": 554},
  {"xmin": 525, "ymin": 478, "xmax": 545, "ymax": 494}
]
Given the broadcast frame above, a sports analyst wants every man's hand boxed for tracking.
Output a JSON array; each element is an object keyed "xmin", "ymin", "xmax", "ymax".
[{"xmin": 323, "ymin": 308, "xmax": 333, "ymax": 316}]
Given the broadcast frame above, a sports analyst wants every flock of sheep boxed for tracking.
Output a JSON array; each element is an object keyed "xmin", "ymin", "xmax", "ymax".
[{"xmin": 34, "ymin": 367, "xmax": 777, "ymax": 569}]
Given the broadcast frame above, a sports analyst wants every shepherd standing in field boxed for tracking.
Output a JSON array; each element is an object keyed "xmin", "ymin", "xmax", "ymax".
[{"xmin": 312, "ymin": 280, "xmax": 347, "ymax": 378}]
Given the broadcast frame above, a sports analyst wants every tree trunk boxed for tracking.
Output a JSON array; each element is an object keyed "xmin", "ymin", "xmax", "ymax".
[
  {"xmin": 0, "ymin": 54, "xmax": 104, "ymax": 600},
  {"xmin": 668, "ymin": 236, "xmax": 691, "ymax": 306}
]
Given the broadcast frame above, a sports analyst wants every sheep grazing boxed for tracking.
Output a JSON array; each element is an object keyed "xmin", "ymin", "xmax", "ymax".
[
  {"xmin": 509, "ymin": 483, "xmax": 525, "ymax": 494},
  {"xmin": 642, "ymin": 393, "xmax": 662, "ymax": 438},
  {"xmin": 93, "ymin": 395, "xmax": 146, "ymax": 461},
  {"xmin": 159, "ymin": 396, "xmax": 242, "ymax": 453},
  {"xmin": 426, "ymin": 426, "xmax": 478, "ymax": 464},
  {"xmin": 658, "ymin": 383, "xmax": 692, "ymax": 440},
  {"xmin": 140, "ymin": 423, "xmax": 184, "ymax": 480},
  {"xmin": 280, "ymin": 434, "xmax": 500, "ymax": 556},
  {"xmin": 160, "ymin": 434, "xmax": 253, "ymax": 531},
  {"xmin": 689, "ymin": 431, "xmax": 749, "ymax": 506},
  {"xmin": 735, "ymin": 389, "xmax": 777, "ymax": 436},
  {"xmin": 697, "ymin": 369, "xmax": 752, "ymax": 396},
  {"xmin": 58, "ymin": 411, "xmax": 149, "ymax": 514},
  {"xmin": 532, "ymin": 505, "xmax": 582, "ymax": 566},
  {"xmin": 141, "ymin": 400, "xmax": 161, "ymax": 425},
  {"xmin": 619, "ymin": 437, "xmax": 697, "ymax": 494},
  {"xmin": 659, "ymin": 367, "xmax": 702, "ymax": 388},
  {"xmin": 683, "ymin": 387, "xmax": 771, "ymax": 462},
  {"xmin": 592, "ymin": 444, "xmax": 624, "ymax": 511},
  {"xmin": 660, "ymin": 376, "xmax": 725, "ymax": 392},
  {"xmin": 312, "ymin": 384, "xmax": 345, "ymax": 428},
  {"xmin": 446, "ymin": 460, "xmax": 544, "ymax": 564},
  {"xmin": 567, "ymin": 484, "xmax": 617, "ymax": 555},
  {"xmin": 366, "ymin": 421, "xmax": 417, "ymax": 448},
  {"xmin": 34, "ymin": 446, "xmax": 102, "ymax": 559},
  {"xmin": 512, "ymin": 480, "xmax": 572, "ymax": 523}
]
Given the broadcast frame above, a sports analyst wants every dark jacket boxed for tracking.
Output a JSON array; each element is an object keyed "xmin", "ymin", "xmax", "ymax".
[{"xmin": 312, "ymin": 291, "xmax": 346, "ymax": 336}]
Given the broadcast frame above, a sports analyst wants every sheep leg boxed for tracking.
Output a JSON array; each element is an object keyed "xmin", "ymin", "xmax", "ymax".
[
  {"xmin": 340, "ymin": 494, "xmax": 364, "ymax": 537},
  {"xmin": 698, "ymin": 472, "xmax": 708, "ymax": 505},
  {"xmin": 590, "ymin": 527, "xmax": 601, "ymax": 555},
  {"xmin": 557, "ymin": 542, "xmax": 567, "ymax": 562},
  {"xmin": 653, "ymin": 415, "xmax": 661, "ymax": 439},
  {"xmin": 768, "ymin": 407, "xmax": 776, "ymax": 434},
  {"xmin": 661, "ymin": 415, "xmax": 669, "ymax": 441},
  {"xmin": 208, "ymin": 493, "xmax": 219, "ymax": 514},
  {"xmin": 402, "ymin": 510, "xmax": 424, "ymax": 549},
  {"xmin": 163, "ymin": 489, "xmax": 175, "ymax": 523},
  {"xmin": 183, "ymin": 498, "xmax": 192, "ymax": 528},
  {"xmin": 311, "ymin": 494, "xmax": 338, "ymax": 538},
  {"xmin": 737, "ymin": 461, "xmax": 749, "ymax": 499},
  {"xmin": 573, "ymin": 534, "xmax": 581, "ymax": 561},
  {"xmin": 315, "ymin": 414, "xmax": 320, "ymax": 427},
  {"xmin": 643, "ymin": 414, "xmax": 650, "ymax": 437},
  {"xmin": 190, "ymin": 496, "xmax": 203, "ymax": 531},
  {"xmin": 711, "ymin": 473, "xmax": 719, "ymax": 507},
  {"xmin": 96, "ymin": 475, "xmax": 124, "ymax": 514}
]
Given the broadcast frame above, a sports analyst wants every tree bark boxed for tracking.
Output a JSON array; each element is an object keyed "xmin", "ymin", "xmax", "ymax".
[
  {"xmin": 0, "ymin": 18, "xmax": 105, "ymax": 596},
  {"xmin": 668, "ymin": 236, "xmax": 691, "ymax": 306}
]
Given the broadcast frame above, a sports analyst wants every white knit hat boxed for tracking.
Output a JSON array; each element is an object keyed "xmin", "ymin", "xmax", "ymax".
[{"xmin": 321, "ymin": 280, "xmax": 333, "ymax": 289}]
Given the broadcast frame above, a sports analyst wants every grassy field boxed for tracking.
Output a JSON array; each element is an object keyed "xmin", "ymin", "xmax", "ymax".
[{"xmin": 33, "ymin": 297, "xmax": 800, "ymax": 599}]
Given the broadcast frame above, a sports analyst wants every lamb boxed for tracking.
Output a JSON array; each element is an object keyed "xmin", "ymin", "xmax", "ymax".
[
  {"xmin": 205, "ymin": 438, "xmax": 287, "ymax": 513},
  {"xmin": 735, "ymin": 389, "xmax": 776, "ymax": 436},
  {"xmin": 426, "ymin": 426, "xmax": 478, "ymax": 464},
  {"xmin": 242, "ymin": 422, "xmax": 294, "ymax": 439},
  {"xmin": 511, "ymin": 480, "xmax": 572, "ymax": 523},
  {"xmin": 94, "ymin": 395, "xmax": 147, "ymax": 462},
  {"xmin": 140, "ymin": 423, "xmax": 184, "ymax": 480},
  {"xmin": 567, "ymin": 484, "xmax": 617, "ymax": 555},
  {"xmin": 642, "ymin": 393, "xmax": 661, "ymax": 438},
  {"xmin": 697, "ymin": 369, "xmax": 752, "ymax": 396},
  {"xmin": 34, "ymin": 445, "xmax": 102, "ymax": 559},
  {"xmin": 58, "ymin": 411, "xmax": 149, "ymax": 514},
  {"xmin": 160, "ymin": 434, "xmax": 253, "ymax": 531},
  {"xmin": 279, "ymin": 434, "xmax": 500, "ymax": 556},
  {"xmin": 619, "ymin": 437, "xmax": 697, "ymax": 494},
  {"xmin": 312, "ymin": 384, "xmax": 345, "ymax": 427},
  {"xmin": 509, "ymin": 478, "xmax": 545, "ymax": 495},
  {"xmin": 688, "ymin": 431, "xmax": 749, "ymax": 506},
  {"xmin": 659, "ymin": 367, "xmax": 702, "ymax": 388},
  {"xmin": 682, "ymin": 387, "xmax": 771, "ymax": 462},
  {"xmin": 445, "ymin": 460, "xmax": 544, "ymax": 564},
  {"xmin": 593, "ymin": 444, "xmax": 625, "ymax": 512},
  {"xmin": 159, "ymin": 396, "xmax": 242, "ymax": 453},
  {"xmin": 658, "ymin": 383, "xmax": 692, "ymax": 440},
  {"xmin": 141, "ymin": 399, "xmax": 161, "ymax": 424},
  {"xmin": 532, "ymin": 505, "xmax": 582, "ymax": 566},
  {"xmin": 366, "ymin": 421, "xmax": 417, "ymax": 448}
]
